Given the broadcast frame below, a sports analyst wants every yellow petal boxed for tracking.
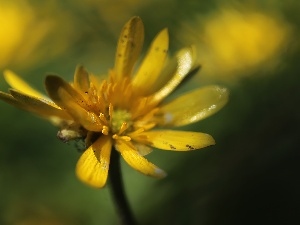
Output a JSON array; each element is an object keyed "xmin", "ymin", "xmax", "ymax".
[
  {"xmin": 151, "ymin": 46, "xmax": 196, "ymax": 103},
  {"xmin": 45, "ymin": 75, "xmax": 88, "ymax": 109},
  {"xmin": 133, "ymin": 130, "xmax": 215, "ymax": 151},
  {"xmin": 132, "ymin": 142, "xmax": 153, "ymax": 156},
  {"xmin": 76, "ymin": 135, "xmax": 112, "ymax": 188},
  {"xmin": 114, "ymin": 16, "xmax": 144, "ymax": 81},
  {"xmin": 158, "ymin": 85, "xmax": 229, "ymax": 127},
  {"xmin": 132, "ymin": 28, "xmax": 169, "ymax": 95},
  {"xmin": 0, "ymin": 91, "xmax": 26, "ymax": 110},
  {"xmin": 45, "ymin": 75, "xmax": 103, "ymax": 131},
  {"xmin": 9, "ymin": 89, "xmax": 71, "ymax": 120},
  {"xmin": 3, "ymin": 70, "xmax": 45, "ymax": 99},
  {"xmin": 74, "ymin": 65, "xmax": 90, "ymax": 92},
  {"xmin": 115, "ymin": 140, "xmax": 166, "ymax": 178}
]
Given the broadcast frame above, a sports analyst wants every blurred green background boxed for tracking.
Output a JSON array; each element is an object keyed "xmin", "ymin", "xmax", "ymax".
[{"xmin": 0, "ymin": 0, "xmax": 299, "ymax": 224}]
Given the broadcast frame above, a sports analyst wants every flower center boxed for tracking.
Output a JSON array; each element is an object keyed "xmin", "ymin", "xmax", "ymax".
[{"xmin": 111, "ymin": 109, "xmax": 133, "ymax": 134}]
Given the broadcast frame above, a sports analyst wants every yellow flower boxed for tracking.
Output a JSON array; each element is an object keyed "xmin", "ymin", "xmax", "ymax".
[
  {"xmin": 178, "ymin": 7, "xmax": 292, "ymax": 83},
  {"xmin": 0, "ymin": 17, "xmax": 228, "ymax": 188},
  {"xmin": 0, "ymin": 0, "xmax": 76, "ymax": 70}
]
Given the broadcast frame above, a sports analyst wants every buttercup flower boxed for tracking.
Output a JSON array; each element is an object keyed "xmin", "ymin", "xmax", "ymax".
[
  {"xmin": 0, "ymin": 0, "xmax": 75, "ymax": 70},
  {"xmin": 178, "ymin": 7, "xmax": 291, "ymax": 82},
  {"xmin": 0, "ymin": 17, "xmax": 228, "ymax": 188}
]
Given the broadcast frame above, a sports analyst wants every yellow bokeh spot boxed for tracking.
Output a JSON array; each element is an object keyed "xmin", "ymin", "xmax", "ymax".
[
  {"xmin": 0, "ymin": 1, "xmax": 34, "ymax": 67},
  {"xmin": 179, "ymin": 7, "xmax": 292, "ymax": 83},
  {"xmin": 0, "ymin": 1, "xmax": 74, "ymax": 70},
  {"xmin": 205, "ymin": 9, "xmax": 289, "ymax": 70}
]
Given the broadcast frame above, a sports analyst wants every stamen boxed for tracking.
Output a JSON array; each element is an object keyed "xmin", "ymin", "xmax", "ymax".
[
  {"xmin": 124, "ymin": 81, "xmax": 132, "ymax": 97},
  {"xmin": 109, "ymin": 103, "xmax": 114, "ymax": 124},
  {"xmin": 127, "ymin": 127, "xmax": 145, "ymax": 137},
  {"xmin": 99, "ymin": 113, "xmax": 107, "ymax": 123},
  {"xmin": 107, "ymin": 83, "xmax": 113, "ymax": 99},
  {"xmin": 140, "ymin": 122, "xmax": 156, "ymax": 131},
  {"xmin": 102, "ymin": 126, "xmax": 109, "ymax": 135},
  {"xmin": 99, "ymin": 80, "xmax": 107, "ymax": 96},
  {"xmin": 121, "ymin": 136, "xmax": 131, "ymax": 141},
  {"xmin": 118, "ymin": 122, "xmax": 128, "ymax": 135},
  {"xmin": 112, "ymin": 83, "xmax": 117, "ymax": 94},
  {"xmin": 112, "ymin": 134, "xmax": 131, "ymax": 141}
]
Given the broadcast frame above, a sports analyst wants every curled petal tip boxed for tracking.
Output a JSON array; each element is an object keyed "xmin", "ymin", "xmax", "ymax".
[{"xmin": 155, "ymin": 168, "xmax": 167, "ymax": 178}]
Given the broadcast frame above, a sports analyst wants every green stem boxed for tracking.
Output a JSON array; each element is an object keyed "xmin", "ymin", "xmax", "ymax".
[{"xmin": 109, "ymin": 148, "xmax": 138, "ymax": 225}]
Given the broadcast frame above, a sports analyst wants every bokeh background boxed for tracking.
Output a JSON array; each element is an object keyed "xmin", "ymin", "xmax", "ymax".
[{"xmin": 0, "ymin": 0, "xmax": 299, "ymax": 224}]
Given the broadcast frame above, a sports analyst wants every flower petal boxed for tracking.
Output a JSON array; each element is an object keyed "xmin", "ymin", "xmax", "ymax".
[
  {"xmin": 114, "ymin": 16, "xmax": 144, "ymax": 81},
  {"xmin": 132, "ymin": 142, "xmax": 153, "ymax": 156},
  {"xmin": 0, "ymin": 91, "xmax": 26, "ymax": 110},
  {"xmin": 3, "ymin": 70, "xmax": 45, "ymax": 99},
  {"xmin": 9, "ymin": 89, "xmax": 71, "ymax": 120},
  {"xmin": 45, "ymin": 75, "xmax": 103, "ymax": 131},
  {"xmin": 150, "ymin": 46, "xmax": 196, "ymax": 103},
  {"xmin": 73, "ymin": 65, "xmax": 90, "ymax": 92},
  {"xmin": 132, "ymin": 28, "xmax": 169, "ymax": 95},
  {"xmin": 157, "ymin": 85, "xmax": 229, "ymax": 126},
  {"xmin": 76, "ymin": 135, "xmax": 112, "ymax": 188},
  {"xmin": 133, "ymin": 130, "xmax": 215, "ymax": 151},
  {"xmin": 45, "ymin": 75, "xmax": 87, "ymax": 108},
  {"xmin": 115, "ymin": 140, "xmax": 166, "ymax": 178}
]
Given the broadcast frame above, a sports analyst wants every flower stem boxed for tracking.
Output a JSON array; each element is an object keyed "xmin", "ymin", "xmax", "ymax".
[{"xmin": 109, "ymin": 148, "xmax": 138, "ymax": 225}]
